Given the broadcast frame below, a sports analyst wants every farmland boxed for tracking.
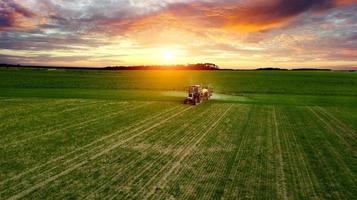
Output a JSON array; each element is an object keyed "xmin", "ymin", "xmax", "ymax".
[{"xmin": 0, "ymin": 68, "xmax": 357, "ymax": 199}]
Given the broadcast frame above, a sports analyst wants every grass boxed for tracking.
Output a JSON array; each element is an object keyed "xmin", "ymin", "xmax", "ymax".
[{"xmin": 0, "ymin": 68, "xmax": 356, "ymax": 199}]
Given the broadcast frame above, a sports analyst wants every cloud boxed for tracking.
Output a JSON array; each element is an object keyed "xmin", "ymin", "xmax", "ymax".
[
  {"xmin": 0, "ymin": 0, "xmax": 37, "ymax": 30},
  {"xmin": 118, "ymin": 0, "xmax": 357, "ymax": 33},
  {"xmin": 3, "ymin": 0, "xmax": 355, "ymax": 34},
  {"xmin": 0, "ymin": 0, "xmax": 356, "ymax": 68}
]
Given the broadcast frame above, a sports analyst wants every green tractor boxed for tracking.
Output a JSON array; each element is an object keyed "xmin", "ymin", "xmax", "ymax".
[{"xmin": 184, "ymin": 85, "xmax": 213, "ymax": 105}]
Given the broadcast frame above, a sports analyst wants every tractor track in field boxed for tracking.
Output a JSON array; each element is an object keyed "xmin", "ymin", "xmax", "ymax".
[
  {"xmin": 83, "ymin": 106, "xmax": 216, "ymax": 199},
  {"xmin": 272, "ymin": 107, "xmax": 288, "ymax": 200},
  {"xmin": 280, "ymin": 108, "xmax": 320, "ymax": 199},
  {"xmin": 0, "ymin": 100, "xmax": 129, "ymax": 145},
  {"xmin": 210, "ymin": 105, "xmax": 252, "ymax": 199},
  {"xmin": 316, "ymin": 106, "xmax": 357, "ymax": 140},
  {"xmin": 238, "ymin": 111, "xmax": 260, "ymax": 199},
  {"xmin": 266, "ymin": 111, "xmax": 275, "ymax": 199},
  {"xmin": 0, "ymin": 100, "xmax": 108, "ymax": 143},
  {"xmin": 192, "ymin": 124, "xmax": 231, "ymax": 199},
  {"xmin": 0, "ymin": 100, "xmax": 88, "ymax": 129},
  {"xmin": 182, "ymin": 112, "xmax": 235, "ymax": 200},
  {"xmin": 0, "ymin": 105, "xmax": 182, "ymax": 189},
  {"xmin": 3, "ymin": 101, "xmax": 150, "ymax": 146},
  {"xmin": 220, "ymin": 105, "xmax": 253, "ymax": 200},
  {"xmin": 106, "ymin": 105, "xmax": 227, "ymax": 200},
  {"xmin": 143, "ymin": 104, "xmax": 232, "ymax": 200},
  {"xmin": 5, "ymin": 106, "xmax": 193, "ymax": 200},
  {"xmin": 307, "ymin": 107, "xmax": 357, "ymax": 155},
  {"xmin": 2, "ymin": 105, "xmax": 184, "ymax": 198},
  {"xmin": 108, "ymin": 105, "xmax": 225, "ymax": 199},
  {"xmin": 281, "ymin": 108, "xmax": 318, "ymax": 198},
  {"xmin": 0, "ymin": 98, "xmax": 94, "ymax": 118},
  {"xmin": 1, "ymin": 102, "xmax": 153, "ymax": 148},
  {"xmin": 307, "ymin": 107, "xmax": 357, "ymax": 186}
]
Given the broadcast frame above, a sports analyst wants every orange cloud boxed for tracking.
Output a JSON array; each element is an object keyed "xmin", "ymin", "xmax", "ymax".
[
  {"xmin": 101, "ymin": 0, "xmax": 357, "ymax": 34},
  {"xmin": 0, "ymin": 0, "xmax": 38, "ymax": 31}
]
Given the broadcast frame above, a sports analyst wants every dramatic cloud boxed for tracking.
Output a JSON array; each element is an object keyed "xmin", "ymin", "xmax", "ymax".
[
  {"xmin": 115, "ymin": 0, "xmax": 357, "ymax": 33},
  {"xmin": 0, "ymin": 0, "xmax": 356, "ymax": 69},
  {"xmin": 0, "ymin": 0, "xmax": 37, "ymax": 30}
]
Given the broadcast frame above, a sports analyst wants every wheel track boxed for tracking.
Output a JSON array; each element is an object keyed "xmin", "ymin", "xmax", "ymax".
[
  {"xmin": 316, "ymin": 106, "xmax": 356, "ymax": 136},
  {"xmin": 241, "ymin": 108, "xmax": 262, "ymax": 199},
  {"xmin": 1, "ymin": 100, "xmax": 133, "ymax": 146},
  {"xmin": 188, "ymin": 116, "xmax": 233, "ymax": 200},
  {"xmin": 107, "ymin": 105, "xmax": 226, "ymax": 200},
  {"xmin": 308, "ymin": 107, "xmax": 356, "ymax": 155},
  {"xmin": 128, "ymin": 105, "xmax": 228, "ymax": 199},
  {"xmin": 315, "ymin": 106, "xmax": 357, "ymax": 146},
  {"xmin": 143, "ymin": 104, "xmax": 232, "ymax": 200},
  {"xmin": 283, "ymin": 107, "xmax": 325, "ymax": 199},
  {"xmin": 312, "ymin": 107, "xmax": 357, "ymax": 185},
  {"xmin": 281, "ymin": 107, "xmax": 319, "ymax": 199},
  {"xmin": 266, "ymin": 109, "xmax": 275, "ymax": 199},
  {"xmin": 0, "ymin": 104, "xmax": 180, "ymax": 189},
  {"xmin": 1, "ymin": 102, "xmax": 152, "ymax": 148},
  {"xmin": 82, "ymin": 106, "xmax": 214, "ymax": 199},
  {"xmin": 0, "ymin": 99, "xmax": 89, "ymax": 130},
  {"xmin": 0, "ymin": 100, "xmax": 109, "ymax": 144},
  {"xmin": 306, "ymin": 107, "xmax": 357, "ymax": 194},
  {"xmin": 233, "ymin": 105, "xmax": 262, "ymax": 200},
  {"xmin": 5, "ymin": 106, "xmax": 193, "ymax": 200},
  {"xmin": 221, "ymin": 105, "xmax": 253, "ymax": 200},
  {"xmin": 272, "ymin": 107, "xmax": 288, "ymax": 200}
]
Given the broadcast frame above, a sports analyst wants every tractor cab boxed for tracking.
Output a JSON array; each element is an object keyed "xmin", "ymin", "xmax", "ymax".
[
  {"xmin": 184, "ymin": 85, "xmax": 212, "ymax": 105},
  {"xmin": 185, "ymin": 85, "xmax": 201, "ymax": 105}
]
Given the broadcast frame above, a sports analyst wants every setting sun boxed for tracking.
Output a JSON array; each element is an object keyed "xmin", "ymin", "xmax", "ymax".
[{"xmin": 163, "ymin": 51, "xmax": 174, "ymax": 62}]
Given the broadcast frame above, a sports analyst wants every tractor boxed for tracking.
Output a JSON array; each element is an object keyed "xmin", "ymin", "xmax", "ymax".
[{"xmin": 184, "ymin": 85, "xmax": 212, "ymax": 105}]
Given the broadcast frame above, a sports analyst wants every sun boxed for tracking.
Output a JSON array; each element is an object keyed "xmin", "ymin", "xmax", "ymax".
[{"xmin": 163, "ymin": 51, "xmax": 174, "ymax": 62}]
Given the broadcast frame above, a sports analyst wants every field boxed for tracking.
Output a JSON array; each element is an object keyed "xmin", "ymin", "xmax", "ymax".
[{"xmin": 0, "ymin": 68, "xmax": 357, "ymax": 199}]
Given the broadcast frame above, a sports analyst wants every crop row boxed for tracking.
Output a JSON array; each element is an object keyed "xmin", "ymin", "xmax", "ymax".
[{"xmin": 1, "ymin": 97, "xmax": 356, "ymax": 199}]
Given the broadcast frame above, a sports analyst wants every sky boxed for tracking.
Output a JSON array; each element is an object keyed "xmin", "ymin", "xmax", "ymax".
[{"xmin": 0, "ymin": 0, "xmax": 357, "ymax": 69}]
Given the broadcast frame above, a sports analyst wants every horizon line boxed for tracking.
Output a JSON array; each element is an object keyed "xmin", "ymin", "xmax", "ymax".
[
  {"xmin": 0, "ymin": 63, "xmax": 357, "ymax": 71},
  {"xmin": 1, "ymin": 63, "xmax": 356, "ymax": 71}
]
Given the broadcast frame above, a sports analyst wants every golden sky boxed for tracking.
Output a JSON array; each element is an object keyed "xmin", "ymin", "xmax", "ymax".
[{"xmin": 0, "ymin": 0, "xmax": 357, "ymax": 69}]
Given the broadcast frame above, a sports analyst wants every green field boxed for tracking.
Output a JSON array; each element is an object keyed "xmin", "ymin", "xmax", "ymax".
[{"xmin": 0, "ymin": 68, "xmax": 356, "ymax": 199}]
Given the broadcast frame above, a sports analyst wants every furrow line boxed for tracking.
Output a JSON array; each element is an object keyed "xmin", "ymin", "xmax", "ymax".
[
  {"xmin": 2, "ymin": 102, "xmax": 152, "ymax": 148},
  {"xmin": 221, "ymin": 105, "xmax": 253, "ymax": 199},
  {"xmin": 282, "ymin": 108, "xmax": 318, "ymax": 199},
  {"xmin": 316, "ymin": 106, "xmax": 356, "ymax": 136},
  {"xmin": 0, "ymin": 104, "xmax": 181, "ymax": 188},
  {"xmin": 6, "ymin": 106, "xmax": 193, "ymax": 200},
  {"xmin": 11, "ymin": 104, "xmax": 184, "ymax": 199},
  {"xmin": 308, "ymin": 107, "xmax": 356, "ymax": 155},
  {"xmin": 143, "ymin": 104, "xmax": 232, "ymax": 200},
  {"xmin": 83, "ymin": 106, "xmax": 213, "ymax": 199},
  {"xmin": 111, "ymin": 105, "xmax": 226, "ymax": 200},
  {"xmin": 272, "ymin": 107, "xmax": 288, "ymax": 200},
  {"xmin": 0, "ymin": 100, "xmax": 108, "ymax": 142},
  {"xmin": 128, "ymin": 105, "xmax": 229, "ymax": 199},
  {"xmin": 0, "ymin": 100, "xmax": 89, "ymax": 129},
  {"xmin": 283, "ymin": 108, "xmax": 321, "ymax": 199},
  {"xmin": 308, "ymin": 108, "xmax": 357, "ymax": 188},
  {"xmin": 240, "ymin": 111, "xmax": 260, "ymax": 199},
  {"xmin": 266, "ymin": 109, "xmax": 275, "ymax": 199}
]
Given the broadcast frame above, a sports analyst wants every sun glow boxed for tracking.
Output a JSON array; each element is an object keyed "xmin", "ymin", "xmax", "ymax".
[{"xmin": 163, "ymin": 50, "xmax": 174, "ymax": 62}]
